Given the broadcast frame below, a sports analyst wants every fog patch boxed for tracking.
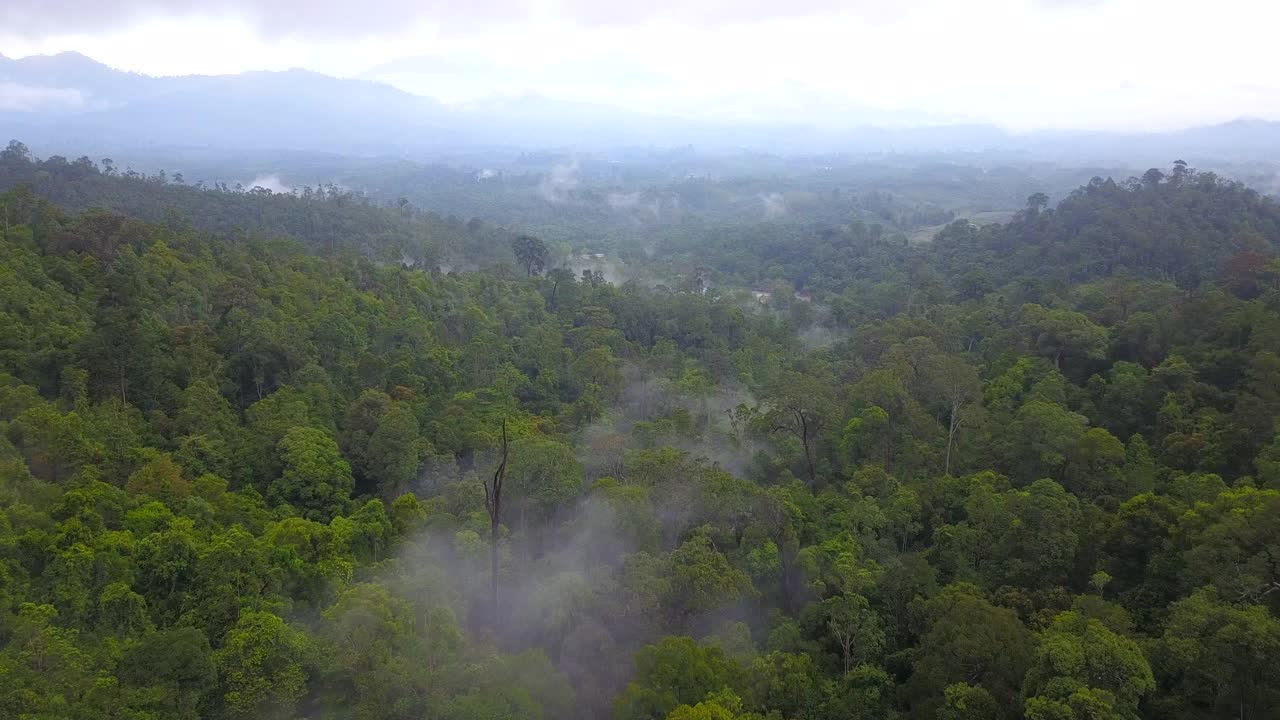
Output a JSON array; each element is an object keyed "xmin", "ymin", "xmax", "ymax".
[
  {"xmin": 606, "ymin": 191, "xmax": 641, "ymax": 210},
  {"xmin": 377, "ymin": 486, "xmax": 660, "ymax": 718},
  {"xmin": 414, "ymin": 453, "xmax": 467, "ymax": 495},
  {"xmin": 576, "ymin": 363, "xmax": 762, "ymax": 480},
  {"xmin": 0, "ymin": 82, "xmax": 91, "ymax": 112},
  {"xmin": 243, "ymin": 174, "xmax": 293, "ymax": 194},
  {"xmin": 567, "ymin": 253, "xmax": 629, "ymax": 285},
  {"xmin": 606, "ymin": 190, "xmax": 671, "ymax": 222},
  {"xmin": 793, "ymin": 302, "xmax": 850, "ymax": 350},
  {"xmin": 327, "ymin": 362, "xmax": 775, "ymax": 718},
  {"xmin": 760, "ymin": 192, "xmax": 787, "ymax": 219},
  {"xmin": 436, "ymin": 259, "xmax": 480, "ymax": 275},
  {"xmin": 538, "ymin": 161, "xmax": 579, "ymax": 203}
]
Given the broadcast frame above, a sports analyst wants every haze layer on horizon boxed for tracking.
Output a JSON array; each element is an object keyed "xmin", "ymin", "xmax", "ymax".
[{"xmin": 2, "ymin": 0, "xmax": 1277, "ymax": 132}]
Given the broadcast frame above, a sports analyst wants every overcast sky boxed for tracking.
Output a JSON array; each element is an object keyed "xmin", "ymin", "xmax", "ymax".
[{"xmin": 1, "ymin": 0, "xmax": 1277, "ymax": 131}]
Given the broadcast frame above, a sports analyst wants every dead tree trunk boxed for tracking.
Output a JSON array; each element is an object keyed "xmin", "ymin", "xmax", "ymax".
[
  {"xmin": 797, "ymin": 409, "xmax": 817, "ymax": 485},
  {"xmin": 945, "ymin": 401, "xmax": 960, "ymax": 477},
  {"xmin": 482, "ymin": 419, "xmax": 509, "ymax": 620}
]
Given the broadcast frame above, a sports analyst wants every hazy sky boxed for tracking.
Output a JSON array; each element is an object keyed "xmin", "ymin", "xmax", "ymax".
[{"xmin": 2, "ymin": 0, "xmax": 1277, "ymax": 130}]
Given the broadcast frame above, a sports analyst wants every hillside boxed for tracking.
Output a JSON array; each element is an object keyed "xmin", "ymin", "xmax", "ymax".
[
  {"xmin": 0, "ymin": 139, "xmax": 520, "ymax": 269},
  {"xmin": 1, "ymin": 157, "xmax": 1279, "ymax": 720}
]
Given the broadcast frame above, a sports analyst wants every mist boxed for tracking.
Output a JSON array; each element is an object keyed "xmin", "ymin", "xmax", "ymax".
[{"xmin": 5, "ymin": 2, "xmax": 1280, "ymax": 720}]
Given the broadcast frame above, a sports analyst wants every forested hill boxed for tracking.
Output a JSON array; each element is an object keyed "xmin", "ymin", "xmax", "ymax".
[
  {"xmin": 1, "ymin": 152, "xmax": 1279, "ymax": 720},
  {"xmin": 0, "ymin": 140, "xmax": 522, "ymax": 269},
  {"xmin": 643, "ymin": 162, "xmax": 1280, "ymax": 303},
  {"xmin": 933, "ymin": 163, "xmax": 1280, "ymax": 287},
  {"xmin": 9, "ymin": 136, "xmax": 1280, "ymax": 299}
]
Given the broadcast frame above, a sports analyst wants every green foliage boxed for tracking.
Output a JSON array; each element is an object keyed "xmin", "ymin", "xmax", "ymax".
[
  {"xmin": 907, "ymin": 584, "xmax": 1035, "ymax": 718},
  {"xmin": 214, "ymin": 611, "xmax": 311, "ymax": 720},
  {"xmin": 939, "ymin": 683, "xmax": 1003, "ymax": 720},
  {"xmin": 1154, "ymin": 589, "xmax": 1280, "ymax": 719},
  {"xmin": 2, "ymin": 156, "xmax": 1280, "ymax": 720},
  {"xmin": 615, "ymin": 637, "xmax": 746, "ymax": 720},
  {"xmin": 667, "ymin": 534, "xmax": 756, "ymax": 626},
  {"xmin": 1022, "ymin": 611, "xmax": 1154, "ymax": 720},
  {"xmin": 268, "ymin": 426, "xmax": 354, "ymax": 521}
]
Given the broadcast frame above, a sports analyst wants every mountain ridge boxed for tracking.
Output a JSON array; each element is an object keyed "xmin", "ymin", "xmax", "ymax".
[{"xmin": 3, "ymin": 51, "xmax": 1280, "ymax": 160}]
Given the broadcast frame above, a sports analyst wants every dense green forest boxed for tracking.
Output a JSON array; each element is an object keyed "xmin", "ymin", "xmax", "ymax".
[
  {"xmin": 0, "ymin": 141, "xmax": 527, "ymax": 271},
  {"xmin": 2, "ymin": 140, "xmax": 1115, "ymax": 267},
  {"xmin": 2, "ymin": 140, "xmax": 1279, "ymax": 720}
]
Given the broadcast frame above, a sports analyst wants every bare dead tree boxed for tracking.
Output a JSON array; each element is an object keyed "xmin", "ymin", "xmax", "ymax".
[
  {"xmin": 482, "ymin": 419, "xmax": 509, "ymax": 618},
  {"xmin": 771, "ymin": 404, "xmax": 824, "ymax": 485},
  {"xmin": 925, "ymin": 355, "xmax": 981, "ymax": 477}
]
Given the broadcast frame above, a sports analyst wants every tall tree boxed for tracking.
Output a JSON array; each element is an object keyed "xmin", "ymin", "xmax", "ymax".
[
  {"xmin": 268, "ymin": 426, "xmax": 354, "ymax": 522},
  {"xmin": 1019, "ymin": 304, "xmax": 1108, "ymax": 371},
  {"xmin": 512, "ymin": 235, "xmax": 548, "ymax": 277},
  {"xmin": 925, "ymin": 355, "xmax": 982, "ymax": 476},
  {"xmin": 758, "ymin": 370, "xmax": 836, "ymax": 485},
  {"xmin": 482, "ymin": 419, "xmax": 510, "ymax": 619},
  {"xmin": 820, "ymin": 593, "xmax": 884, "ymax": 674}
]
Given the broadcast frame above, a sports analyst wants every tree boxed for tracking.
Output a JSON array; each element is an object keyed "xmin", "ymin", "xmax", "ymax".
[
  {"xmin": 97, "ymin": 582, "xmax": 151, "ymax": 635},
  {"xmin": 884, "ymin": 484, "xmax": 923, "ymax": 551},
  {"xmin": 907, "ymin": 584, "xmax": 1034, "ymax": 718},
  {"xmin": 939, "ymin": 683, "xmax": 1002, "ymax": 720},
  {"xmin": 614, "ymin": 637, "xmax": 745, "ymax": 720},
  {"xmin": 666, "ymin": 534, "xmax": 755, "ymax": 627},
  {"xmin": 340, "ymin": 388, "xmax": 393, "ymax": 486},
  {"xmin": 512, "ymin": 235, "xmax": 548, "ymax": 276},
  {"xmin": 819, "ymin": 593, "xmax": 884, "ymax": 673},
  {"xmin": 546, "ymin": 266, "xmax": 576, "ymax": 309},
  {"xmin": 1007, "ymin": 400, "xmax": 1088, "ymax": 483},
  {"xmin": 839, "ymin": 405, "xmax": 891, "ymax": 473},
  {"xmin": 505, "ymin": 436, "xmax": 584, "ymax": 528},
  {"xmin": 1176, "ymin": 487, "xmax": 1280, "ymax": 608},
  {"xmin": 1157, "ymin": 589, "xmax": 1280, "ymax": 720},
  {"xmin": 320, "ymin": 583, "xmax": 429, "ymax": 720},
  {"xmin": 0, "ymin": 603, "xmax": 90, "ymax": 717},
  {"xmin": 1019, "ymin": 304, "xmax": 1108, "ymax": 371},
  {"xmin": 1002, "ymin": 479, "xmax": 1082, "ymax": 588},
  {"xmin": 1064, "ymin": 427, "xmax": 1126, "ymax": 501},
  {"xmin": 742, "ymin": 651, "xmax": 825, "ymax": 719},
  {"xmin": 267, "ymin": 426, "xmax": 354, "ymax": 522},
  {"xmin": 925, "ymin": 355, "xmax": 982, "ymax": 476},
  {"xmin": 823, "ymin": 664, "xmax": 899, "ymax": 720},
  {"xmin": 1023, "ymin": 611, "xmax": 1154, "ymax": 720},
  {"xmin": 1102, "ymin": 492, "xmax": 1183, "ymax": 621},
  {"xmin": 759, "ymin": 370, "xmax": 836, "ymax": 485},
  {"xmin": 135, "ymin": 516, "xmax": 201, "ymax": 625},
  {"xmin": 666, "ymin": 689, "xmax": 761, "ymax": 720},
  {"xmin": 483, "ymin": 419, "xmax": 509, "ymax": 619},
  {"xmin": 46, "ymin": 542, "xmax": 95, "ymax": 628},
  {"xmin": 365, "ymin": 402, "xmax": 422, "ymax": 497},
  {"xmin": 119, "ymin": 627, "xmax": 216, "ymax": 719},
  {"xmin": 125, "ymin": 451, "xmax": 192, "ymax": 504},
  {"xmin": 214, "ymin": 611, "xmax": 311, "ymax": 720}
]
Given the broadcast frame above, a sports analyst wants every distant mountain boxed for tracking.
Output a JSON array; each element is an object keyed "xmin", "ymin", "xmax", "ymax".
[
  {"xmin": 1169, "ymin": 118, "xmax": 1280, "ymax": 154},
  {"xmin": 0, "ymin": 53, "xmax": 458, "ymax": 152},
  {"xmin": 0, "ymin": 53, "xmax": 856, "ymax": 152},
  {"xmin": 0, "ymin": 51, "xmax": 152, "ymax": 108},
  {"xmin": 3, "ymin": 51, "xmax": 1280, "ymax": 162}
]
